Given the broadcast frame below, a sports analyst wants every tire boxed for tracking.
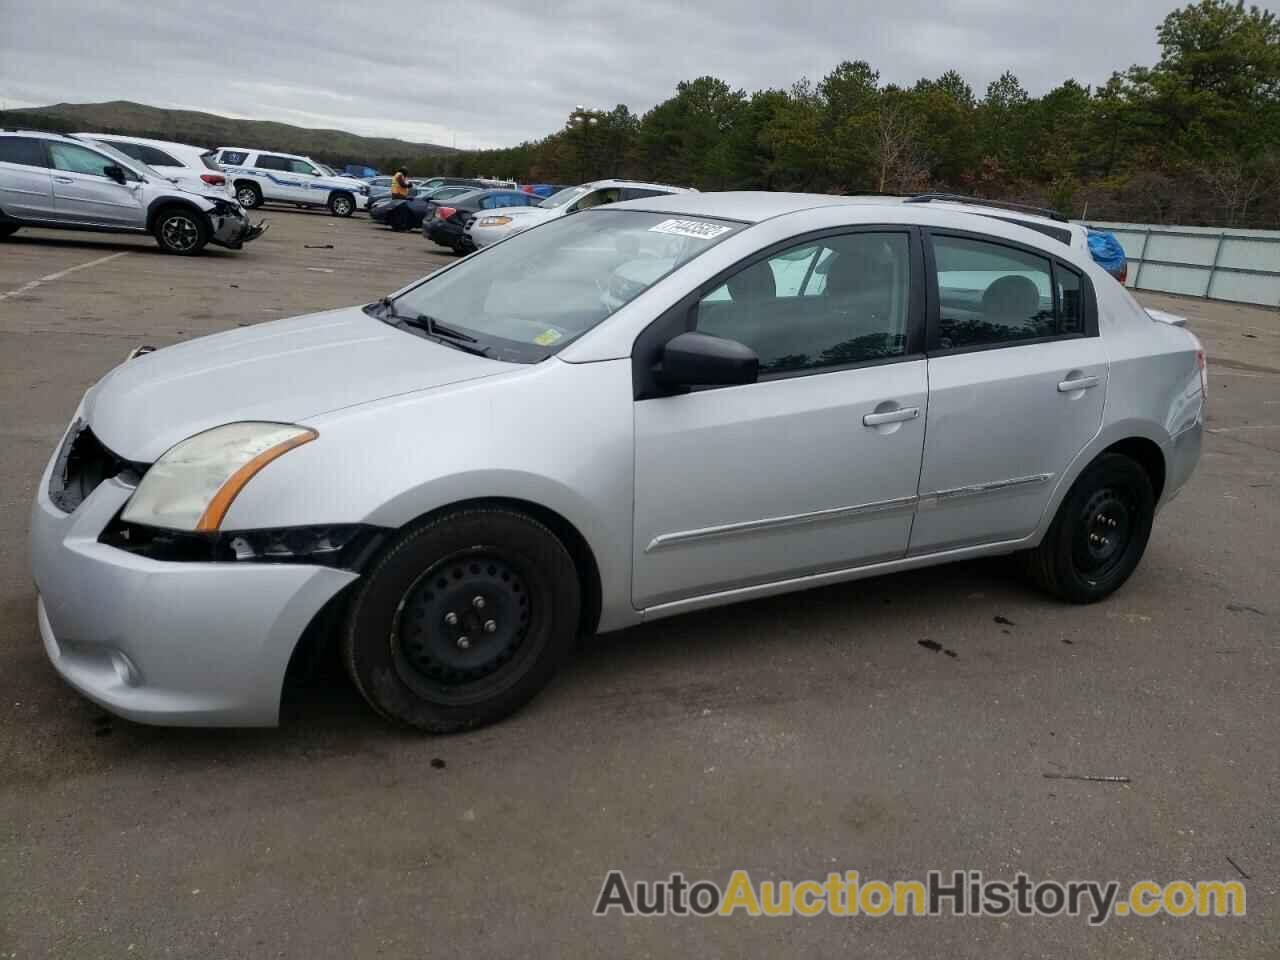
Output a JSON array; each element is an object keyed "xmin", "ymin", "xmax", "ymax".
[
  {"xmin": 153, "ymin": 206, "xmax": 210, "ymax": 255},
  {"xmin": 329, "ymin": 192, "xmax": 355, "ymax": 217},
  {"xmin": 235, "ymin": 182, "xmax": 262, "ymax": 209},
  {"xmin": 389, "ymin": 208, "xmax": 410, "ymax": 232},
  {"xmin": 1026, "ymin": 453, "xmax": 1155, "ymax": 604},
  {"xmin": 343, "ymin": 507, "xmax": 580, "ymax": 732},
  {"xmin": 0, "ymin": 223, "xmax": 18, "ymax": 238}
]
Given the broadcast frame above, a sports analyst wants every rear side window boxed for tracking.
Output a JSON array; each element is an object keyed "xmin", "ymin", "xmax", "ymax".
[
  {"xmin": 621, "ymin": 188, "xmax": 669, "ymax": 201},
  {"xmin": 219, "ymin": 150, "xmax": 248, "ymax": 165},
  {"xmin": 137, "ymin": 145, "xmax": 180, "ymax": 167},
  {"xmin": 199, "ymin": 151, "xmax": 220, "ymax": 171},
  {"xmin": 0, "ymin": 136, "xmax": 48, "ymax": 167},
  {"xmin": 256, "ymin": 155, "xmax": 290, "ymax": 171}
]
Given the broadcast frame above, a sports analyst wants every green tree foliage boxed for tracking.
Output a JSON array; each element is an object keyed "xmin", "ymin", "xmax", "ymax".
[{"xmin": 428, "ymin": 0, "xmax": 1280, "ymax": 226}]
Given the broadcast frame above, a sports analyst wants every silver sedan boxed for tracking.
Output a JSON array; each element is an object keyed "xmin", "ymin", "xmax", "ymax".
[{"xmin": 30, "ymin": 193, "xmax": 1205, "ymax": 731}]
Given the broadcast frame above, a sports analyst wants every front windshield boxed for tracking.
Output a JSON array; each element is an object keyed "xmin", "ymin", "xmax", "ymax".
[
  {"xmin": 384, "ymin": 209, "xmax": 743, "ymax": 363},
  {"xmin": 539, "ymin": 186, "xmax": 589, "ymax": 209}
]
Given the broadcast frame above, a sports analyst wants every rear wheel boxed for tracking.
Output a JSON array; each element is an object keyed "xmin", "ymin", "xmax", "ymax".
[
  {"xmin": 389, "ymin": 207, "xmax": 411, "ymax": 232},
  {"xmin": 153, "ymin": 207, "xmax": 209, "ymax": 255},
  {"xmin": 1026, "ymin": 453, "xmax": 1155, "ymax": 603},
  {"xmin": 0, "ymin": 224, "xmax": 18, "ymax": 238},
  {"xmin": 343, "ymin": 507, "xmax": 580, "ymax": 732},
  {"xmin": 235, "ymin": 182, "xmax": 262, "ymax": 209},
  {"xmin": 329, "ymin": 193, "xmax": 355, "ymax": 217}
]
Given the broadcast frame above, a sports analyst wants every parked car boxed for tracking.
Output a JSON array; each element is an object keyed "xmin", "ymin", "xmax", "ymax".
[
  {"xmin": 30, "ymin": 192, "xmax": 1204, "ymax": 733},
  {"xmin": 76, "ymin": 133, "xmax": 231, "ymax": 198},
  {"xmin": 214, "ymin": 147, "xmax": 369, "ymax": 216},
  {"xmin": 366, "ymin": 176, "xmax": 489, "ymax": 206},
  {"xmin": 465, "ymin": 178, "xmax": 693, "ymax": 249},
  {"xmin": 0, "ymin": 131, "xmax": 264, "ymax": 254},
  {"xmin": 369, "ymin": 184, "xmax": 475, "ymax": 231},
  {"xmin": 425, "ymin": 188, "xmax": 546, "ymax": 251}
]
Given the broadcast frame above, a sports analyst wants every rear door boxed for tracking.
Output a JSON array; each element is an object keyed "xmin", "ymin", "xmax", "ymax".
[
  {"xmin": 0, "ymin": 136, "xmax": 54, "ymax": 220},
  {"xmin": 47, "ymin": 141, "xmax": 145, "ymax": 228},
  {"xmin": 910, "ymin": 230, "xmax": 1107, "ymax": 554},
  {"xmin": 253, "ymin": 154, "xmax": 300, "ymax": 202}
]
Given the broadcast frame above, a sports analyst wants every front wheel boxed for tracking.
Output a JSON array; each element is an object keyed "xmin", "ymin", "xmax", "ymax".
[
  {"xmin": 153, "ymin": 208, "xmax": 209, "ymax": 255},
  {"xmin": 329, "ymin": 193, "xmax": 355, "ymax": 217},
  {"xmin": 343, "ymin": 507, "xmax": 580, "ymax": 732},
  {"xmin": 1026, "ymin": 453, "xmax": 1155, "ymax": 603}
]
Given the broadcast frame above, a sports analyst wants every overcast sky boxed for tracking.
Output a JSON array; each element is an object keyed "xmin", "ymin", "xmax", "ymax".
[{"xmin": 2, "ymin": 0, "xmax": 1173, "ymax": 150}]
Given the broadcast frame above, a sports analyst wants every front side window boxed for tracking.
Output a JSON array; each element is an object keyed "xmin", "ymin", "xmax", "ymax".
[
  {"xmin": 694, "ymin": 232, "xmax": 911, "ymax": 374},
  {"xmin": 0, "ymin": 137, "xmax": 48, "ymax": 167},
  {"xmin": 932, "ymin": 235, "xmax": 1069, "ymax": 349},
  {"xmin": 48, "ymin": 142, "xmax": 115, "ymax": 178},
  {"xmin": 384, "ymin": 209, "xmax": 743, "ymax": 363},
  {"xmin": 287, "ymin": 159, "xmax": 318, "ymax": 175}
]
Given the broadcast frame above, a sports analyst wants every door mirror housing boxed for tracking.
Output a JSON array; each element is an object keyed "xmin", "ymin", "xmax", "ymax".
[
  {"xmin": 103, "ymin": 164, "xmax": 127, "ymax": 185},
  {"xmin": 657, "ymin": 332, "xmax": 759, "ymax": 388}
]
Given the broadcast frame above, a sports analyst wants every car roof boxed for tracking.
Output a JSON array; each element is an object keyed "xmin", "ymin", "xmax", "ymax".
[
  {"xmin": 216, "ymin": 146, "xmax": 312, "ymax": 161},
  {"xmin": 581, "ymin": 179, "xmax": 694, "ymax": 193},
  {"xmin": 75, "ymin": 133, "xmax": 209, "ymax": 153}
]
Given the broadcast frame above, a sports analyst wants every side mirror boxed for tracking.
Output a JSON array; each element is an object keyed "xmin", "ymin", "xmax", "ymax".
[
  {"xmin": 103, "ymin": 164, "xmax": 127, "ymax": 185},
  {"xmin": 657, "ymin": 331, "xmax": 758, "ymax": 388}
]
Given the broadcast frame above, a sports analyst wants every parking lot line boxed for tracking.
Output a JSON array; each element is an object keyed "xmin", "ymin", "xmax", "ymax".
[{"xmin": 0, "ymin": 251, "xmax": 130, "ymax": 302}]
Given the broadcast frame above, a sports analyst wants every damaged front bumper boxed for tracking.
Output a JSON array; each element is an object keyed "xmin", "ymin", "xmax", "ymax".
[{"xmin": 209, "ymin": 205, "xmax": 268, "ymax": 250}]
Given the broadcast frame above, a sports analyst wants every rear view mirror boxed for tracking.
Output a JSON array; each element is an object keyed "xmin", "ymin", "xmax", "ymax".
[
  {"xmin": 658, "ymin": 332, "xmax": 758, "ymax": 388},
  {"xmin": 103, "ymin": 164, "xmax": 127, "ymax": 185}
]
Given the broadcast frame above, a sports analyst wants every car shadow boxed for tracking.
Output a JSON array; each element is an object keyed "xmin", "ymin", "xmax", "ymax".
[
  {"xmin": 38, "ymin": 555, "xmax": 1043, "ymax": 770},
  {"xmin": 1, "ymin": 234, "xmax": 239, "ymax": 257}
]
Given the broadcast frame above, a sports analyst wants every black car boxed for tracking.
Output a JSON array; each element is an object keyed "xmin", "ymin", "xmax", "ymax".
[
  {"xmin": 423, "ymin": 189, "xmax": 542, "ymax": 253},
  {"xmin": 369, "ymin": 185, "xmax": 475, "ymax": 231}
]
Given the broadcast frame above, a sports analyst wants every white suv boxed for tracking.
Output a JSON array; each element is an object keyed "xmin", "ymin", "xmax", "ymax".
[
  {"xmin": 215, "ymin": 147, "xmax": 369, "ymax": 216},
  {"xmin": 77, "ymin": 133, "xmax": 231, "ymax": 199}
]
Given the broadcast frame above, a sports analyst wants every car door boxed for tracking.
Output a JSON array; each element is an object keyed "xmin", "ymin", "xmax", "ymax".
[
  {"xmin": 253, "ymin": 155, "xmax": 296, "ymax": 202},
  {"xmin": 47, "ymin": 141, "xmax": 145, "ymax": 228},
  {"xmin": 632, "ymin": 228, "xmax": 928, "ymax": 608},
  {"xmin": 0, "ymin": 136, "xmax": 55, "ymax": 220},
  {"xmin": 287, "ymin": 159, "xmax": 322, "ymax": 203},
  {"xmin": 909, "ymin": 230, "xmax": 1108, "ymax": 554}
]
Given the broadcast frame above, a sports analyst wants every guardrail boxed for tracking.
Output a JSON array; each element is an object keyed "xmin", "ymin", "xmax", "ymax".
[{"xmin": 1082, "ymin": 221, "xmax": 1280, "ymax": 307}]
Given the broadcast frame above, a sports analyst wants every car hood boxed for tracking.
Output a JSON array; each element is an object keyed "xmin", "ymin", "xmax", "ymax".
[{"xmin": 85, "ymin": 306, "xmax": 512, "ymax": 461}]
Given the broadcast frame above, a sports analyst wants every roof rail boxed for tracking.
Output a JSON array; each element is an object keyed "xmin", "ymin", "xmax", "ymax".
[{"xmin": 903, "ymin": 192, "xmax": 1068, "ymax": 223}]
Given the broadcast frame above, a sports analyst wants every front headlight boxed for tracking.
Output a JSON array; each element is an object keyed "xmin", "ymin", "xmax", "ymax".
[
  {"xmin": 476, "ymin": 216, "xmax": 513, "ymax": 228},
  {"xmin": 121, "ymin": 422, "xmax": 316, "ymax": 532}
]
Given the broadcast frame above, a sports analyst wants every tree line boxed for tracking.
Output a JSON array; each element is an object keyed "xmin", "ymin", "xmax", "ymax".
[{"xmin": 420, "ymin": 0, "xmax": 1280, "ymax": 227}]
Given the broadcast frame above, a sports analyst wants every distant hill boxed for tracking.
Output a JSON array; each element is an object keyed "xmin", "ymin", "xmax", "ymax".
[{"xmin": 0, "ymin": 100, "xmax": 455, "ymax": 171}]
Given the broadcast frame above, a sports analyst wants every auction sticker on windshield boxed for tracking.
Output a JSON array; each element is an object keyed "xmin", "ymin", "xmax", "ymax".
[{"xmin": 648, "ymin": 219, "xmax": 734, "ymax": 240}]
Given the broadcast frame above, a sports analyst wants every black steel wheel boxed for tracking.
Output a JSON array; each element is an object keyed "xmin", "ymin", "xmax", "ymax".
[
  {"xmin": 1026, "ymin": 453, "xmax": 1155, "ymax": 603},
  {"xmin": 343, "ymin": 507, "xmax": 580, "ymax": 732}
]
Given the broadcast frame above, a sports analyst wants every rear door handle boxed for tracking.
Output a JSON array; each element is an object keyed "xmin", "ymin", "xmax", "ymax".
[
  {"xmin": 863, "ymin": 407, "xmax": 920, "ymax": 426},
  {"xmin": 52, "ymin": 176, "xmax": 74, "ymax": 184},
  {"xmin": 1058, "ymin": 376, "xmax": 1100, "ymax": 392}
]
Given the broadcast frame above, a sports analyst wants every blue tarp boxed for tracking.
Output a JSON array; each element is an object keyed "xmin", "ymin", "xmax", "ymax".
[{"xmin": 1087, "ymin": 230, "xmax": 1127, "ymax": 274}]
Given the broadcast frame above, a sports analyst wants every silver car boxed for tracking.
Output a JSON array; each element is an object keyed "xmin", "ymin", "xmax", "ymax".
[
  {"xmin": 0, "ymin": 131, "xmax": 263, "ymax": 254},
  {"xmin": 30, "ymin": 193, "xmax": 1205, "ymax": 731}
]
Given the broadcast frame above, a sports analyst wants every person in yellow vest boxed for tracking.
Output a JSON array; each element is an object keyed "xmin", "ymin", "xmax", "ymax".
[{"xmin": 391, "ymin": 169, "xmax": 411, "ymax": 198}]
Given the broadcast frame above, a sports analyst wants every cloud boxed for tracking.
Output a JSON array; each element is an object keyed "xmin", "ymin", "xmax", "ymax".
[{"xmin": 0, "ymin": 0, "xmax": 1169, "ymax": 150}]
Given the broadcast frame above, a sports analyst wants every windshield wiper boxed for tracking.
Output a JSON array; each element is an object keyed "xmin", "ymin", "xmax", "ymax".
[{"xmin": 376, "ymin": 298, "xmax": 488, "ymax": 355}]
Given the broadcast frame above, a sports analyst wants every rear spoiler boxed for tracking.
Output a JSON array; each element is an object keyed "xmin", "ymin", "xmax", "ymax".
[{"xmin": 1145, "ymin": 308, "xmax": 1187, "ymax": 327}]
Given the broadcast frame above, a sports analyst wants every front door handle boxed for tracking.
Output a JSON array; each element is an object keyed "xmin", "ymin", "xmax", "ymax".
[
  {"xmin": 1058, "ymin": 375, "xmax": 1100, "ymax": 393},
  {"xmin": 52, "ymin": 176, "xmax": 74, "ymax": 184},
  {"xmin": 863, "ymin": 407, "xmax": 920, "ymax": 427}
]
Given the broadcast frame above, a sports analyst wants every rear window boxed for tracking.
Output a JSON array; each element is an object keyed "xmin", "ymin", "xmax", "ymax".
[
  {"xmin": 0, "ymin": 136, "xmax": 47, "ymax": 168},
  {"xmin": 199, "ymin": 151, "xmax": 220, "ymax": 171},
  {"xmin": 219, "ymin": 150, "xmax": 248, "ymax": 165}
]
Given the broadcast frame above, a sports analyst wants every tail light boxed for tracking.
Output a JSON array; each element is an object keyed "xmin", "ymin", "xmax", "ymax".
[
  {"xmin": 200, "ymin": 173, "xmax": 226, "ymax": 186},
  {"xmin": 436, "ymin": 206, "xmax": 456, "ymax": 221},
  {"xmin": 1116, "ymin": 263, "xmax": 1128, "ymax": 284},
  {"xmin": 1196, "ymin": 348, "xmax": 1208, "ymax": 395}
]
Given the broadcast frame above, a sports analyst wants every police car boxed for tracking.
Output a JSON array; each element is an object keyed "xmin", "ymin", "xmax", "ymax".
[{"xmin": 215, "ymin": 147, "xmax": 369, "ymax": 216}]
